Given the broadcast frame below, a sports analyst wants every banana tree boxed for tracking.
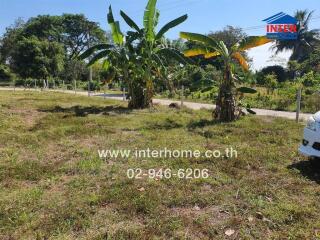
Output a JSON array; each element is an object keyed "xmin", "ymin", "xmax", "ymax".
[
  {"xmin": 180, "ymin": 32, "xmax": 272, "ymax": 122},
  {"xmin": 80, "ymin": 0, "xmax": 189, "ymax": 109},
  {"xmin": 119, "ymin": 0, "xmax": 189, "ymax": 108},
  {"xmin": 79, "ymin": 6, "xmax": 132, "ymax": 98}
]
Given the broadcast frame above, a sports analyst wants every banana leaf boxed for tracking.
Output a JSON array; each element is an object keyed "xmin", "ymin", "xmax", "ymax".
[
  {"xmin": 158, "ymin": 48, "xmax": 194, "ymax": 64},
  {"xmin": 108, "ymin": 6, "xmax": 124, "ymax": 45},
  {"xmin": 120, "ymin": 10, "xmax": 141, "ymax": 32},
  {"xmin": 246, "ymin": 108, "xmax": 256, "ymax": 114},
  {"xmin": 180, "ymin": 32, "xmax": 220, "ymax": 50},
  {"xmin": 88, "ymin": 50, "xmax": 111, "ymax": 66},
  {"xmin": 156, "ymin": 14, "xmax": 188, "ymax": 40},
  {"xmin": 237, "ymin": 36, "xmax": 272, "ymax": 51},
  {"xmin": 79, "ymin": 44, "xmax": 112, "ymax": 60},
  {"xmin": 232, "ymin": 52, "xmax": 249, "ymax": 71},
  {"xmin": 237, "ymin": 87, "xmax": 257, "ymax": 94},
  {"xmin": 143, "ymin": 0, "xmax": 157, "ymax": 42}
]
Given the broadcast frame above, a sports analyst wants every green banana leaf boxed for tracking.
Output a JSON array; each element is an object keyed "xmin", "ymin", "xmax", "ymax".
[
  {"xmin": 158, "ymin": 48, "xmax": 194, "ymax": 64},
  {"xmin": 79, "ymin": 44, "xmax": 112, "ymax": 60},
  {"xmin": 88, "ymin": 50, "xmax": 111, "ymax": 66},
  {"xmin": 237, "ymin": 86, "xmax": 257, "ymax": 94},
  {"xmin": 143, "ymin": 0, "xmax": 157, "ymax": 42},
  {"xmin": 120, "ymin": 10, "xmax": 141, "ymax": 32},
  {"xmin": 107, "ymin": 6, "xmax": 124, "ymax": 45},
  {"xmin": 102, "ymin": 59, "xmax": 110, "ymax": 70},
  {"xmin": 156, "ymin": 14, "xmax": 188, "ymax": 40},
  {"xmin": 180, "ymin": 32, "xmax": 220, "ymax": 50}
]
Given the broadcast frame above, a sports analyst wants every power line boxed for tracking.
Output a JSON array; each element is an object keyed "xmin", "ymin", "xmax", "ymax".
[
  {"xmin": 123, "ymin": 0, "xmax": 191, "ymax": 16},
  {"xmin": 124, "ymin": 0, "xmax": 200, "ymax": 18},
  {"xmin": 243, "ymin": 15, "xmax": 320, "ymax": 32}
]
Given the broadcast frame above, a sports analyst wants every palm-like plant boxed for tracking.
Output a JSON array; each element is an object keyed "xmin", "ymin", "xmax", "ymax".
[
  {"xmin": 80, "ymin": 6, "xmax": 134, "ymax": 97},
  {"xmin": 273, "ymin": 10, "xmax": 319, "ymax": 62},
  {"xmin": 180, "ymin": 32, "xmax": 272, "ymax": 121},
  {"xmin": 80, "ymin": 0, "xmax": 189, "ymax": 109}
]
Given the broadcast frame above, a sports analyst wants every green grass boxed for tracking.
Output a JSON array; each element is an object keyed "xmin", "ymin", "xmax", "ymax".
[
  {"xmin": 157, "ymin": 86, "xmax": 320, "ymax": 113},
  {"xmin": 0, "ymin": 90, "xmax": 320, "ymax": 239}
]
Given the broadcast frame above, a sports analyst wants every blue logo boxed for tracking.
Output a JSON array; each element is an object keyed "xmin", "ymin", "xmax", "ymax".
[{"xmin": 263, "ymin": 12, "xmax": 298, "ymax": 40}]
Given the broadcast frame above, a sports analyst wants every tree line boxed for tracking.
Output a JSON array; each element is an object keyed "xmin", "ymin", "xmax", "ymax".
[{"xmin": 0, "ymin": 14, "xmax": 106, "ymax": 87}]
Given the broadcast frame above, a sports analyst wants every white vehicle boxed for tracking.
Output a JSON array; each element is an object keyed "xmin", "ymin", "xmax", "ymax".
[{"xmin": 299, "ymin": 111, "xmax": 320, "ymax": 158}]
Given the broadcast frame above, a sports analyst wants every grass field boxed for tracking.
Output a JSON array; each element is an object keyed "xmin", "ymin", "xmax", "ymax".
[{"xmin": 1, "ymin": 90, "xmax": 320, "ymax": 239}]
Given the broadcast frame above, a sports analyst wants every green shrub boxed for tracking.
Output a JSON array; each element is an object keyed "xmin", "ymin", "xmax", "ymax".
[
  {"xmin": 0, "ymin": 64, "xmax": 12, "ymax": 81},
  {"xmin": 84, "ymin": 81, "xmax": 101, "ymax": 91},
  {"xmin": 66, "ymin": 84, "xmax": 73, "ymax": 90},
  {"xmin": 300, "ymin": 71, "xmax": 319, "ymax": 87}
]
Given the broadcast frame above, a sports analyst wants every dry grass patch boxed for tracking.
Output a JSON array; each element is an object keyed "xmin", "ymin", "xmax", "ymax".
[{"xmin": 0, "ymin": 91, "xmax": 320, "ymax": 239}]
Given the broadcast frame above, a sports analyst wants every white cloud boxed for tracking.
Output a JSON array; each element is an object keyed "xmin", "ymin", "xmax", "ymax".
[{"xmin": 247, "ymin": 42, "xmax": 292, "ymax": 71}]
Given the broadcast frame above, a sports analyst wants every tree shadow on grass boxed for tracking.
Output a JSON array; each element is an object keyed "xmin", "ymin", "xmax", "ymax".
[
  {"xmin": 288, "ymin": 158, "xmax": 320, "ymax": 184},
  {"xmin": 39, "ymin": 105, "xmax": 132, "ymax": 117},
  {"xmin": 186, "ymin": 119, "xmax": 222, "ymax": 140},
  {"xmin": 187, "ymin": 119, "xmax": 220, "ymax": 130},
  {"xmin": 142, "ymin": 118, "xmax": 183, "ymax": 130}
]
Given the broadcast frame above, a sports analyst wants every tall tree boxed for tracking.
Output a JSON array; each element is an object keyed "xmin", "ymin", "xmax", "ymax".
[
  {"xmin": 61, "ymin": 14, "xmax": 106, "ymax": 59},
  {"xmin": 273, "ymin": 10, "xmax": 320, "ymax": 62},
  {"xmin": 0, "ymin": 18, "xmax": 25, "ymax": 64},
  {"xmin": 23, "ymin": 15, "xmax": 62, "ymax": 41},
  {"xmin": 1, "ymin": 14, "xmax": 106, "ymax": 62},
  {"xmin": 0, "ymin": 64, "xmax": 11, "ymax": 81},
  {"xmin": 209, "ymin": 26, "xmax": 247, "ymax": 49},
  {"xmin": 11, "ymin": 37, "xmax": 65, "ymax": 81}
]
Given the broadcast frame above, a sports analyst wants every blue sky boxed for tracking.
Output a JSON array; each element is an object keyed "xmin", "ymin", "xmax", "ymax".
[{"xmin": 1, "ymin": 0, "xmax": 319, "ymax": 69}]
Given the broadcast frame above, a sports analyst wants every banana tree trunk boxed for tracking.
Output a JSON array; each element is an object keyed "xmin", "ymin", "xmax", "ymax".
[
  {"xmin": 127, "ymin": 69, "xmax": 153, "ymax": 109},
  {"xmin": 144, "ymin": 73, "xmax": 153, "ymax": 108},
  {"xmin": 123, "ymin": 65, "xmax": 145, "ymax": 109},
  {"xmin": 214, "ymin": 65, "xmax": 237, "ymax": 122},
  {"xmin": 128, "ymin": 82, "xmax": 145, "ymax": 109}
]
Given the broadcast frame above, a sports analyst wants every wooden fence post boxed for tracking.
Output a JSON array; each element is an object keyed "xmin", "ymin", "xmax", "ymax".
[
  {"xmin": 296, "ymin": 88, "xmax": 302, "ymax": 123},
  {"xmin": 181, "ymin": 85, "xmax": 184, "ymax": 107}
]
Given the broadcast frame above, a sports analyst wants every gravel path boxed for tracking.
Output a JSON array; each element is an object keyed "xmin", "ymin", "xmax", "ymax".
[{"xmin": 0, "ymin": 87, "xmax": 312, "ymax": 121}]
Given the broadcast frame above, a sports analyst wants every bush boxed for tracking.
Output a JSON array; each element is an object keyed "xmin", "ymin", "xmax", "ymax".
[
  {"xmin": 300, "ymin": 71, "xmax": 319, "ymax": 87},
  {"xmin": 264, "ymin": 73, "xmax": 278, "ymax": 93},
  {"xmin": 256, "ymin": 65, "xmax": 288, "ymax": 84},
  {"xmin": 305, "ymin": 88, "xmax": 315, "ymax": 95},
  {"xmin": 66, "ymin": 84, "xmax": 73, "ymax": 90},
  {"xmin": 0, "ymin": 64, "xmax": 12, "ymax": 81},
  {"xmin": 302, "ymin": 94, "xmax": 320, "ymax": 113},
  {"xmin": 84, "ymin": 81, "xmax": 101, "ymax": 91}
]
